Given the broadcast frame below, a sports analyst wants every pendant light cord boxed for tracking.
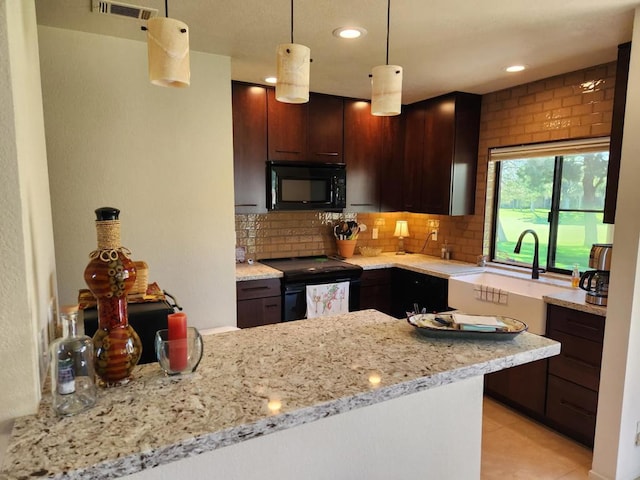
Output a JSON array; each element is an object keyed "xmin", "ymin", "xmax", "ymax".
[
  {"xmin": 290, "ymin": 0, "xmax": 294, "ymax": 43},
  {"xmin": 385, "ymin": 0, "xmax": 390, "ymax": 65}
]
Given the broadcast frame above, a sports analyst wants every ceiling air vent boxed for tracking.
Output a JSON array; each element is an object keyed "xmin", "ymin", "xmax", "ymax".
[{"xmin": 91, "ymin": 1, "xmax": 158, "ymax": 20}]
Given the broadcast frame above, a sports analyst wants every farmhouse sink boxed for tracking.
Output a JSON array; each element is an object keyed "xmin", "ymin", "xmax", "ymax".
[{"xmin": 448, "ymin": 272, "xmax": 571, "ymax": 335}]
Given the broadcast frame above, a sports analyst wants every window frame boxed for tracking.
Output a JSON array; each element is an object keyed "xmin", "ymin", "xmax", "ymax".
[{"xmin": 489, "ymin": 137, "xmax": 611, "ymax": 275}]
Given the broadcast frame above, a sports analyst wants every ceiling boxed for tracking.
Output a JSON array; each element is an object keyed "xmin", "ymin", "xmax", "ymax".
[{"xmin": 35, "ymin": 0, "xmax": 637, "ymax": 104}]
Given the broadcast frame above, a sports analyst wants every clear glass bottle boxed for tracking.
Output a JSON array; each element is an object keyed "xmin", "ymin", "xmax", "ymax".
[
  {"xmin": 571, "ymin": 264, "xmax": 580, "ymax": 288},
  {"xmin": 50, "ymin": 305, "xmax": 97, "ymax": 416}
]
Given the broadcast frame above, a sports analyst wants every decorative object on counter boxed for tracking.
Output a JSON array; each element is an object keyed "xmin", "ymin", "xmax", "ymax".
[
  {"xmin": 167, "ymin": 312, "xmax": 188, "ymax": 370},
  {"xmin": 393, "ymin": 220, "xmax": 409, "ymax": 254},
  {"xmin": 84, "ymin": 207, "xmax": 142, "ymax": 387},
  {"xmin": 360, "ymin": 246, "xmax": 382, "ymax": 257},
  {"xmin": 77, "ymin": 281, "xmax": 166, "ymax": 309},
  {"xmin": 476, "ymin": 255, "xmax": 487, "ymax": 267},
  {"xmin": 131, "ymin": 260, "xmax": 149, "ymax": 296},
  {"xmin": 275, "ymin": 0, "xmax": 310, "ymax": 104},
  {"xmin": 143, "ymin": 0, "xmax": 190, "ymax": 88},
  {"xmin": 407, "ymin": 312, "xmax": 527, "ymax": 340},
  {"xmin": 155, "ymin": 326, "xmax": 203, "ymax": 375},
  {"xmin": 370, "ymin": 0, "xmax": 402, "ymax": 116},
  {"xmin": 49, "ymin": 305, "xmax": 97, "ymax": 416}
]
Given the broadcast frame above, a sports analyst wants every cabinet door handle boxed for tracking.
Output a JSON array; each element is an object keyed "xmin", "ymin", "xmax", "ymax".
[
  {"xmin": 265, "ymin": 303, "xmax": 279, "ymax": 308},
  {"xmin": 563, "ymin": 354, "xmax": 599, "ymax": 370},
  {"xmin": 235, "ymin": 203, "xmax": 258, "ymax": 207},
  {"xmin": 315, "ymin": 152, "xmax": 339, "ymax": 156},
  {"xmin": 275, "ymin": 149, "xmax": 301, "ymax": 154},
  {"xmin": 559, "ymin": 399, "xmax": 596, "ymax": 418}
]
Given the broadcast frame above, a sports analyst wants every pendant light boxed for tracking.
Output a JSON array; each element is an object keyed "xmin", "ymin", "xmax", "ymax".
[
  {"xmin": 143, "ymin": 0, "xmax": 190, "ymax": 88},
  {"xmin": 276, "ymin": 0, "xmax": 311, "ymax": 103},
  {"xmin": 370, "ymin": 0, "xmax": 402, "ymax": 116}
]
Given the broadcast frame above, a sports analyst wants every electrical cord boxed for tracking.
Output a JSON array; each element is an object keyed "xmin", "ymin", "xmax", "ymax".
[{"xmin": 420, "ymin": 231, "xmax": 436, "ymax": 253}]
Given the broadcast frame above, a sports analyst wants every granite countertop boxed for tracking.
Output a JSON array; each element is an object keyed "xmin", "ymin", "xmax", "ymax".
[
  {"xmin": 543, "ymin": 289, "xmax": 607, "ymax": 316},
  {"xmin": 1, "ymin": 310, "xmax": 559, "ymax": 480},
  {"xmin": 235, "ymin": 261, "xmax": 282, "ymax": 281}
]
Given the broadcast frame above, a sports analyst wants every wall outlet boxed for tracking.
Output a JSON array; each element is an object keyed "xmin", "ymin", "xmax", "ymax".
[
  {"xmin": 636, "ymin": 421, "xmax": 640, "ymax": 446},
  {"xmin": 372, "ymin": 227, "xmax": 379, "ymax": 240},
  {"xmin": 432, "ymin": 229, "xmax": 438, "ymax": 241}
]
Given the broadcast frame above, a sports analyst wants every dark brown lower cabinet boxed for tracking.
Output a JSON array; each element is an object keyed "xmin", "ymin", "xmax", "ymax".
[
  {"xmin": 484, "ymin": 359, "xmax": 548, "ymax": 417},
  {"xmin": 485, "ymin": 304, "xmax": 605, "ymax": 447},
  {"xmin": 545, "ymin": 375, "xmax": 598, "ymax": 447},
  {"xmin": 359, "ymin": 269, "xmax": 392, "ymax": 315},
  {"xmin": 236, "ymin": 278, "xmax": 282, "ymax": 328}
]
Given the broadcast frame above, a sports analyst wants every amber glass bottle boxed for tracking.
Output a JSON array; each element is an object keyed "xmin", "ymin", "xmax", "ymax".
[{"xmin": 84, "ymin": 207, "xmax": 142, "ymax": 386}]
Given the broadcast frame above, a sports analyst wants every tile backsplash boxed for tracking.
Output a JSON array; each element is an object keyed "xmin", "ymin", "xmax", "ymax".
[{"xmin": 235, "ymin": 211, "xmax": 480, "ymax": 263}]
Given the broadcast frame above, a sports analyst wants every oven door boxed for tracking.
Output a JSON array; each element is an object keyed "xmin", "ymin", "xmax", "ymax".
[{"xmin": 283, "ymin": 277, "xmax": 361, "ymax": 322}]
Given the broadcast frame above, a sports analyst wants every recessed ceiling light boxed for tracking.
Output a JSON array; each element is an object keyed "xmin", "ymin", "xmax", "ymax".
[
  {"xmin": 505, "ymin": 65, "xmax": 526, "ymax": 73},
  {"xmin": 333, "ymin": 27, "xmax": 367, "ymax": 39},
  {"xmin": 264, "ymin": 76, "xmax": 277, "ymax": 84}
]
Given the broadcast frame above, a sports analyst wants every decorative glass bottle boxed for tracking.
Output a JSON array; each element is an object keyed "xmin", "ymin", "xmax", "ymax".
[
  {"xmin": 84, "ymin": 207, "xmax": 142, "ymax": 387},
  {"xmin": 50, "ymin": 305, "xmax": 97, "ymax": 416}
]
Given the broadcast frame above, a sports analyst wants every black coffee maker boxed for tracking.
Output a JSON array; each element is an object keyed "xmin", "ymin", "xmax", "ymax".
[{"xmin": 579, "ymin": 244, "xmax": 612, "ymax": 306}]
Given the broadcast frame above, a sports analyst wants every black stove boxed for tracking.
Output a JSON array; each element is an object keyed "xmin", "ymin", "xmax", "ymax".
[
  {"xmin": 260, "ymin": 256, "xmax": 363, "ymax": 283},
  {"xmin": 260, "ymin": 256, "xmax": 363, "ymax": 321}
]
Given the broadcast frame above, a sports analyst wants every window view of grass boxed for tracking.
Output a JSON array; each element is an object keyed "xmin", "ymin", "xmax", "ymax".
[{"xmin": 493, "ymin": 150, "xmax": 613, "ymax": 274}]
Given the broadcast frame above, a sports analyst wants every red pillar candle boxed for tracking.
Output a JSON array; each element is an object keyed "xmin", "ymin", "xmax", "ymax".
[{"xmin": 167, "ymin": 312, "xmax": 188, "ymax": 371}]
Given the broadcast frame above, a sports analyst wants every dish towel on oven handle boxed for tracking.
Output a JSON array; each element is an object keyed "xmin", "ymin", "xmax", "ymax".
[{"xmin": 306, "ymin": 282, "xmax": 350, "ymax": 318}]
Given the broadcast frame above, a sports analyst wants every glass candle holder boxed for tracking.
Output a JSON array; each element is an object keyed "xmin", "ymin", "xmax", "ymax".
[{"xmin": 155, "ymin": 327, "xmax": 203, "ymax": 375}]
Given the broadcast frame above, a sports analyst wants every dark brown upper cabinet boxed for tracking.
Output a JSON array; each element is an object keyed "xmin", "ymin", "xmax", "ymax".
[
  {"xmin": 604, "ymin": 42, "xmax": 631, "ymax": 224},
  {"xmin": 402, "ymin": 92, "xmax": 481, "ymax": 215},
  {"xmin": 232, "ymin": 82, "xmax": 268, "ymax": 213},
  {"xmin": 267, "ymin": 90, "xmax": 344, "ymax": 162},
  {"xmin": 343, "ymin": 99, "xmax": 384, "ymax": 211},
  {"xmin": 379, "ymin": 114, "xmax": 405, "ymax": 212}
]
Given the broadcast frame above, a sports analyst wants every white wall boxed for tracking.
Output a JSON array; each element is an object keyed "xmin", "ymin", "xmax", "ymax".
[
  {"xmin": 37, "ymin": 26, "xmax": 237, "ymax": 331},
  {"xmin": 0, "ymin": 0, "xmax": 56, "ymax": 431},
  {"xmin": 591, "ymin": 7, "xmax": 640, "ymax": 480}
]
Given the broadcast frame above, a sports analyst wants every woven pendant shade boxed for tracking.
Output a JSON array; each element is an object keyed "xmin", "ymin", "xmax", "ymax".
[
  {"xmin": 147, "ymin": 17, "xmax": 190, "ymax": 88},
  {"xmin": 276, "ymin": 43, "xmax": 310, "ymax": 104},
  {"xmin": 371, "ymin": 64, "xmax": 403, "ymax": 116}
]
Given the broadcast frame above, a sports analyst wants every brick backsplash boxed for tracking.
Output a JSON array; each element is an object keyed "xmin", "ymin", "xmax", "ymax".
[{"xmin": 235, "ymin": 61, "xmax": 616, "ymax": 264}]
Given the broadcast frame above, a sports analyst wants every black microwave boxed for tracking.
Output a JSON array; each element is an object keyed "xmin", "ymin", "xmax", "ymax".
[{"xmin": 267, "ymin": 161, "xmax": 346, "ymax": 211}]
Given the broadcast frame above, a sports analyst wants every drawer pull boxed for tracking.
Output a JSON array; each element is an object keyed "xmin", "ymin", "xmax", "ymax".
[
  {"xmin": 563, "ymin": 354, "xmax": 599, "ymax": 370},
  {"xmin": 350, "ymin": 203, "xmax": 374, "ymax": 206},
  {"xmin": 240, "ymin": 286, "xmax": 271, "ymax": 292},
  {"xmin": 265, "ymin": 303, "xmax": 279, "ymax": 308},
  {"xmin": 559, "ymin": 399, "xmax": 596, "ymax": 418},
  {"xmin": 315, "ymin": 152, "xmax": 339, "ymax": 156},
  {"xmin": 275, "ymin": 149, "xmax": 301, "ymax": 154},
  {"xmin": 566, "ymin": 319, "xmax": 600, "ymax": 332},
  {"xmin": 235, "ymin": 203, "xmax": 258, "ymax": 207}
]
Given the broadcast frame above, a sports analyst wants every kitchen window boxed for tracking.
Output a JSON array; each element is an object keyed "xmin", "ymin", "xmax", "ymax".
[{"xmin": 490, "ymin": 138, "xmax": 614, "ymax": 274}]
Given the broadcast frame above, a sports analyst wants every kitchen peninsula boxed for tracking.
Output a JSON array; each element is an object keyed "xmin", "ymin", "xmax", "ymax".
[{"xmin": 1, "ymin": 310, "xmax": 559, "ymax": 480}]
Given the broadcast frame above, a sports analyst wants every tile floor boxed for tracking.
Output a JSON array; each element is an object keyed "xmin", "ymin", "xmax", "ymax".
[{"xmin": 482, "ymin": 397, "xmax": 593, "ymax": 479}]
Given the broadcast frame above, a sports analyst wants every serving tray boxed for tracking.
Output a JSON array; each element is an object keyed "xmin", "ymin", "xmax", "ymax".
[{"xmin": 407, "ymin": 312, "xmax": 528, "ymax": 341}]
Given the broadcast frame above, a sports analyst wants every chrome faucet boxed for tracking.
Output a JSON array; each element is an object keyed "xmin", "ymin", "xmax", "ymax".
[{"xmin": 513, "ymin": 229, "xmax": 544, "ymax": 279}]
